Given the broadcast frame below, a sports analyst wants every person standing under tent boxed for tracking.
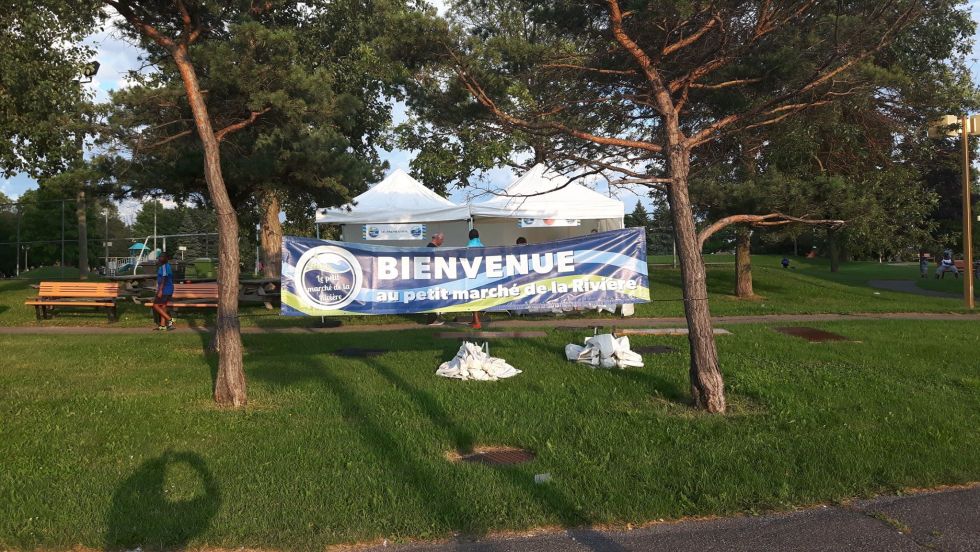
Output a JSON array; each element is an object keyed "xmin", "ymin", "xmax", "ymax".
[
  {"xmin": 426, "ymin": 233, "xmax": 445, "ymax": 326},
  {"xmin": 151, "ymin": 252, "xmax": 176, "ymax": 331},
  {"xmin": 467, "ymin": 228, "xmax": 484, "ymax": 329}
]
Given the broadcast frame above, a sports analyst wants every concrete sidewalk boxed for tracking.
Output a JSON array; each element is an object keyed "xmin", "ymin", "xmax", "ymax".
[
  {"xmin": 371, "ymin": 485, "xmax": 979, "ymax": 552},
  {"xmin": 1, "ymin": 312, "xmax": 979, "ymax": 335}
]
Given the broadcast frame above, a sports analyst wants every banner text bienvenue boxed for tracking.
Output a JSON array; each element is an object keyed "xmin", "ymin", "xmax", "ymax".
[{"xmin": 281, "ymin": 228, "xmax": 649, "ymax": 316}]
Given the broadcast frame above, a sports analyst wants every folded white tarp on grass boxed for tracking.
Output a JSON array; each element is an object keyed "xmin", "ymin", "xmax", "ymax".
[
  {"xmin": 436, "ymin": 342, "xmax": 522, "ymax": 380},
  {"xmin": 565, "ymin": 334, "xmax": 644, "ymax": 369}
]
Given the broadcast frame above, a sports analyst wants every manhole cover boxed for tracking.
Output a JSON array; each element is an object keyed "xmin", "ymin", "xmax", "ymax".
[
  {"xmin": 774, "ymin": 327, "xmax": 848, "ymax": 342},
  {"xmin": 633, "ymin": 345, "xmax": 676, "ymax": 354},
  {"xmin": 457, "ymin": 447, "xmax": 535, "ymax": 466},
  {"xmin": 334, "ymin": 348, "xmax": 388, "ymax": 358}
]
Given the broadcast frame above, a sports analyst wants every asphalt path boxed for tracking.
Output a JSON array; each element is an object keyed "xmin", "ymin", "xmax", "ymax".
[{"xmin": 371, "ymin": 485, "xmax": 980, "ymax": 552}]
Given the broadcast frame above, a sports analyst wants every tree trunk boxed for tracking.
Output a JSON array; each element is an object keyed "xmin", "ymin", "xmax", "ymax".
[
  {"xmin": 173, "ymin": 45, "xmax": 247, "ymax": 407},
  {"xmin": 666, "ymin": 147, "xmax": 726, "ymax": 413},
  {"xmin": 829, "ymin": 229, "xmax": 840, "ymax": 273},
  {"xmin": 76, "ymin": 189, "xmax": 89, "ymax": 279},
  {"xmin": 259, "ymin": 188, "xmax": 282, "ymax": 279},
  {"xmin": 735, "ymin": 227, "xmax": 753, "ymax": 298}
]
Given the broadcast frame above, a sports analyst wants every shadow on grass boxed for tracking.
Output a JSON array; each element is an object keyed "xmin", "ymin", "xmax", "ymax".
[
  {"xmin": 185, "ymin": 318, "xmax": 219, "ymax": 392},
  {"xmin": 360, "ymin": 355, "xmax": 628, "ymax": 550},
  {"xmin": 104, "ymin": 450, "xmax": 220, "ymax": 550}
]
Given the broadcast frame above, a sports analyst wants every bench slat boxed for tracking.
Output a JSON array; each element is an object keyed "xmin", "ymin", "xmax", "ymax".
[
  {"xmin": 145, "ymin": 283, "xmax": 220, "ymax": 309},
  {"xmin": 27, "ymin": 301, "xmax": 116, "ymax": 307}
]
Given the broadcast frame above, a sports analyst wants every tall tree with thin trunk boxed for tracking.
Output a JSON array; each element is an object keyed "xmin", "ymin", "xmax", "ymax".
[
  {"xmin": 440, "ymin": 0, "xmax": 950, "ymax": 412},
  {"xmin": 101, "ymin": 0, "xmax": 264, "ymax": 406}
]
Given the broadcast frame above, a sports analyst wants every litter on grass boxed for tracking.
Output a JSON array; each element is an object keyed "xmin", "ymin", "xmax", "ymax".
[
  {"xmin": 436, "ymin": 341, "xmax": 522, "ymax": 380},
  {"xmin": 565, "ymin": 333, "xmax": 644, "ymax": 369}
]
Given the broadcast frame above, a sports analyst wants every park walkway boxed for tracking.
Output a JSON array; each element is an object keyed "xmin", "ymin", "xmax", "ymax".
[
  {"xmin": 1, "ymin": 312, "xmax": 979, "ymax": 335},
  {"xmin": 369, "ymin": 484, "xmax": 980, "ymax": 552},
  {"xmin": 868, "ymin": 279, "xmax": 962, "ymax": 299}
]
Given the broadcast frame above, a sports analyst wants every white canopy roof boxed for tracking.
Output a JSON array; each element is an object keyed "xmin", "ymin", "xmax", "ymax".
[
  {"xmin": 469, "ymin": 164, "xmax": 625, "ymax": 220},
  {"xmin": 316, "ymin": 169, "xmax": 470, "ymax": 224}
]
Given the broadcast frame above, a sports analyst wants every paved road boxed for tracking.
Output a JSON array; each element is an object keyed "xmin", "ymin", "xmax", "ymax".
[
  {"xmin": 868, "ymin": 279, "xmax": 961, "ymax": 299},
  {"xmin": 1, "ymin": 312, "xmax": 978, "ymax": 335},
  {"xmin": 368, "ymin": 485, "xmax": 980, "ymax": 552}
]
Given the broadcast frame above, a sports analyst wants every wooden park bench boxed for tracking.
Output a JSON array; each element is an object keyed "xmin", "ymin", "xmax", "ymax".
[
  {"xmin": 25, "ymin": 282, "xmax": 121, "ymax": 321},
  {"xmin": 144, "ymin": 282, "xmax": 219, "ymax": 312}
]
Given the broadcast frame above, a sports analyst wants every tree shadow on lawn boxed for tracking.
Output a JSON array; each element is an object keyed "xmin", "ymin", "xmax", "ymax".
[
  {"xmin": 104, "ymin": 450, "xmax": 221, "ymax": 551},
  {"xmin": 185, "ymin": 317, "xmax": 219, "ymax": 393},
  {"xmin": 360, "ymin": 355, "xmax": 629, "ymax": 551},
  {"xmin": 246, "ymin": 345, "xmax": 628, "ymax": 550}
]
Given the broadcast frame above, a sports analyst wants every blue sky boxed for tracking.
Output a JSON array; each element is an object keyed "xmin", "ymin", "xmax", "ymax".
[{"xmin": 5, "ymin": 3, "xmax": 980, "ymax": 217}]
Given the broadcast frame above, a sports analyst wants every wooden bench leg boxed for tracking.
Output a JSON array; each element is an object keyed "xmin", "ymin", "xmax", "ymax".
[
  {"xmin": 34, "ymin": 305, "xmax": 42, "ymax": 321},
  {"xmin": 44, "ymin": 306, "xmax": 54, "ymax": 319}
]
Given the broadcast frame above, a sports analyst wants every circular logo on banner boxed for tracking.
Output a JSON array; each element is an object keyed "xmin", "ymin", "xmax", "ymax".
[
  {"xmin": 367, "ymin": 226, "xmax": 380, "ymax": 238},
  {"xmin": 295, "ymin": 246, "xmax": 362, "ymax": 310},
  {"xmin": 410, "ymin": 225, "xmax": 424, "ymax": 238}
]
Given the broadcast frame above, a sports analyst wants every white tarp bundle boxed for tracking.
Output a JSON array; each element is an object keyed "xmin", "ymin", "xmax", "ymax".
[
  {"xmin": 316, "ymin": 169, "xmax": 470, "ymax": 224},
  {"xmin": 436, "ymin": 342, "xmax": 522, "ymax": 381},
  {"xmin": 565, "ymin": 334, "xmax": 644, "ymax": 369}
]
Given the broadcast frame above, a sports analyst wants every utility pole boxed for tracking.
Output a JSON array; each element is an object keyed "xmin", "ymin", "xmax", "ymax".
[
  {"xmin": 61, "ymin": 199, "xmax": 65, "ymax": 279},
  {"xmin": 153, "ymin": 200, "xmax": 158, "ymax": 253},
  {"xmin": 960, "ymin": 115, "xmax": 975, "ymax": 308},
  {"xmin": 75, "ymin": 131, "xmax": 88, "ymax": 279},
  {"xmin": 15, "ymin": 206, "xmax": 21, "ymax": 276},
  {"xmin": 104, "ymin": 208, "xmax": 110, "ymax": 274}
]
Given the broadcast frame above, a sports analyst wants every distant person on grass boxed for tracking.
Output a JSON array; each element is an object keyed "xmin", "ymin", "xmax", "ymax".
[
  {"xmin": 936, "ymin": 250, "xmax": 959, "ymax": 279},
  {"xmin": 467, "ymin": 228, "xmax": 484, "ymax": 329},
  {"xmin": 919, "ymin": 253, "xmax": 930, "ymax": 278},
  {"xmin": 151, "ymin": 252, "xmax": 175, "ymax": 331},
  {"xmin": 426, "ymin": 233, "xmax": 445, "ymax": 326},
  {"xmin": 781, "ymin": 257, "xmax": 790, "ymax": 269}
]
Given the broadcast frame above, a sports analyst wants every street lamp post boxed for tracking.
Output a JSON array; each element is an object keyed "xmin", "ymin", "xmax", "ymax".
[{"xmin": 929, "ymin": 115, "xmax": 976, "ymax": 309}]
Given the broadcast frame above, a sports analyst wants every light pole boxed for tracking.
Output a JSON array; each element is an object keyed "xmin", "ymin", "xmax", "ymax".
[
  {"xmin": 929, "ymin": 115, "xmax": 976, "ymax": 309},
  {"xmin": 23, "ymin": 245, "xmax": 30, "ymax": 271}
]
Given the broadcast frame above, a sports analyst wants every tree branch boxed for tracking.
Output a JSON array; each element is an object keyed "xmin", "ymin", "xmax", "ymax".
[
  {"xmin": 454, "ymin": 63, "xmax": 663, "ymax": 154},
  {"xmin": 214, "ymin": 108, "xmax": 272, "ymax": 142},
  {"xmin": 698, "ymin": 213, "xmax": 845, "ymax": 249},
  {"xmin": 606, "ymin": 0, "xmax": 676, "ymax": 118},
  {"xmin": 662, "ymin": 14, "xmax": 720, "ymax": 57},
  {"xmin": 106, "ymin": 0, "xmax": 176, "ymax": 51}
]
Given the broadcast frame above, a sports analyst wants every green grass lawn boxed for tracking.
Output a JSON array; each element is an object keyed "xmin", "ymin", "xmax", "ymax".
[
  {"xmin": 1, "ymin": 320, "xmax": 978, "ymax": 550},
  {"xmin": 915, "ymin": 271, "xmax": 979, "ymax": 297},
  {"xmin": 0, "ymin": 257, "xmax": 967, "ymax": 329}
]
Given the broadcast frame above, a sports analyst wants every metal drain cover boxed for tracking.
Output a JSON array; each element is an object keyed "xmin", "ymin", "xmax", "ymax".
[
  {"xmin": 459, "ymin": 447, "xmax": 535, "ymax": 466},
  {"xmin": 774, "ymin": 327, "xmax": 848, "ymax": 342},
  {"xmin": 633, "ymin": 345, "xmax": 676, "ymax": 354}
]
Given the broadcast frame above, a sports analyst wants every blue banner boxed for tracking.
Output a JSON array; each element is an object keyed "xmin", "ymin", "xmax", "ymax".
[{"xmin": 281, "ymin": 228, "xmax": 649, "ymax": 316}]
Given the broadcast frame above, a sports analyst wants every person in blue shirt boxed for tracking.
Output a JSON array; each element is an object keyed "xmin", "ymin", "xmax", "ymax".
[
  {"xmin": 152, "ymin": 252, "xmax": 175, "ymax": 331},
  {"xmin": 467, "ymin": 229, "xmax": 484, "ymax": 329},
  {"xmin": 467, "ymin": 228, "xmax": 484, "ymax": 248}
]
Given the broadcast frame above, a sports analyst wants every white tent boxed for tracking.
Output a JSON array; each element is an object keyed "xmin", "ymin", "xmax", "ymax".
[
  {"xmin": 468, "ymin": 163, "xmax": 625, "ymax": 246},
  {"xmin": 316, "ymin": 169, "xmax": 471, "ymax": 246}
]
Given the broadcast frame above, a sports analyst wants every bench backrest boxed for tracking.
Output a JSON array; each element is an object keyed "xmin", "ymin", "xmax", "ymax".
[
  {"xmin": 38, "ymin": 281, "xmax": 120, "ymax": 299},
  {"xmin": 172, "ymin": 283, "xmax": 220, "ymax": 300}
]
